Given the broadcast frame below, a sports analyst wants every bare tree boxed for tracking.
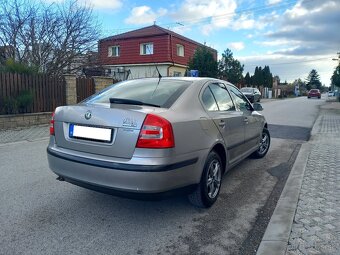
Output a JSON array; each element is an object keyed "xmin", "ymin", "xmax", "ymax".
[{"xmin": 0, "ymin": 0, "xmax": 99, "ymax": 74}]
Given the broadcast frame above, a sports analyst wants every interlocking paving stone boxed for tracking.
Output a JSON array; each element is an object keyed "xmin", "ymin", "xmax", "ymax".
[
  {"xmin": 286, "ymin": 113, "xmax": 340, "ymax": 255},
  {"xmin": 0, "ymin": 125, "xmax": 49, "ymax": 144}
]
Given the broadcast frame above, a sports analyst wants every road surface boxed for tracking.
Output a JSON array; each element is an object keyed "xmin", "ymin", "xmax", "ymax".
[{"xmin": 0, "ymin": 96, "xmax": 325, "ymax": 255}]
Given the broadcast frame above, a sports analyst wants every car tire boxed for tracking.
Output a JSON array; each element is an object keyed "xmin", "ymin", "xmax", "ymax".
[
  {"xmin": 188, "ymin": 151, "xmax": 223, "ymax": 208},
  {"xmin": 251, "ymin": 128, "xmax": 270, "ymax": 159}
]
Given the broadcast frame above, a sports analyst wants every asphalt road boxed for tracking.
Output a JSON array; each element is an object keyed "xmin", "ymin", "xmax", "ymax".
[{"xmin": 0, "ymin": 96, "xmax": 326, "ymax": 255}]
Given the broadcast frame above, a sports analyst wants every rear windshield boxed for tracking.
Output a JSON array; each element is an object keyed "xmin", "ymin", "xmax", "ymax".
[
  {"xmin": 310, "ymin": 89, "xmax": 319, "ymax": 93},
  {"xmin": 240, "ymin": 88, "xmax": 254, "ymax": 93},
  {"xmin": 85, "ymin": 79, "xmax": 192, "ymax": 108}
]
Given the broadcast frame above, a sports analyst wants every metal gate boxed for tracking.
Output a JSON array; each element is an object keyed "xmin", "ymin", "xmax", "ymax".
[{"xmin": 76, "ymin": 77, "xmax": 95, "ymax": 103}]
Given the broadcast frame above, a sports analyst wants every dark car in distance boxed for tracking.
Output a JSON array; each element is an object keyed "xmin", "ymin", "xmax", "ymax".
[
  {"xmin": 307, "ymin": 89, "xmax": 321, "ymax": 99},
  {"xmin": 240, "ymin": 87, "xmax": 261, "ymax": 103}
]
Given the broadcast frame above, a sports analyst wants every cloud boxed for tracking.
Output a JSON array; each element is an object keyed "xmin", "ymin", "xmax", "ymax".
[
  {"xmin": 82, "ymin": 0, "xmax": 122, "ymax": 10},
  {"xmin": 254, "ymin": 39, "xmax": 298, "ymax": 47},
  {"xmin": 266, "ymin": 0, "xmax": 340, "ymax": 55},
  {"xmin": 266, "ymin": 0, "xmax": 282, "ymax": 5},
  {"xmin": 228, "ymin": 42, "xmax": 245, "ymax": 51},
  {"xmin": 171, "ymin": 0, "xmax": 237, "ymax": 35},
  {"xmin": 46, "ymin": 0, "xmax": 123, "ymax": 10},
  {"xmin": 231, "ymin": 14, "xmax": 255, "ymax": 30},
  {"xmin": 257, "ymin": 11, "xmax": 279, "ymax": 29},
  {"xmin": 273, "ymin": 46, "xmax": 336, "ymax": 56},
  {"xmin": 239, "ymin": 54, "xmax": 336, "ymax": 85},
  {"xmin": 125, "ymin": 6, "xmax": 168, "ymax": 25}
]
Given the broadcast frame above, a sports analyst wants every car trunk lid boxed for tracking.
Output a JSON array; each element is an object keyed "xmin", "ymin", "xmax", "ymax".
[{"xmin": 53, "ymin": 104, "xmax": 160, "ymax": 159}]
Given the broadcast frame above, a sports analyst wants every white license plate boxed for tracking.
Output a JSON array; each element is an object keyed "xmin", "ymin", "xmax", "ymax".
[{"xmin": 69, "ymin": 124, "xmax": 112, "ymax": 142}]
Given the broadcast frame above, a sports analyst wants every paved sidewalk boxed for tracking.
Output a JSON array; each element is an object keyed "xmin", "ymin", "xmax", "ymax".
[
  {"xmin": 0, "ymin": 125, "xmax": 49, "ymax": 144},
  {"xmin": 257, "ymin": 101, "xmax": 340, "ymax": 255}
]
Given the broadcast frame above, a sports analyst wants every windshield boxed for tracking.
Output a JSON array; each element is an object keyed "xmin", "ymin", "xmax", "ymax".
[
  {"xmin": 85, "ymin": 79, "xmax": 192, "ymax": 108},
  {"xmin": 240, "ymin": 88, "xmax": 254, "ymax": 93}
]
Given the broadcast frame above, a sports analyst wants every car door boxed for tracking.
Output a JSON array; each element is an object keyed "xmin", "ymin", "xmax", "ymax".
[
  {"xmin": 201, "ymin": 82, "xmax": 245, "ymax": 164},
  {"xmin": 226, "ymin": 84, "xmax": 261, "ymax": 153}
]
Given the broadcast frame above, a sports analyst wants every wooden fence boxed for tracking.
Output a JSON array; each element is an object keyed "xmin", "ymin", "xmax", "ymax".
[
  {"xmin": 76, "ymin": 77, "xmax": 95, "ymax": 103},
  {"xmin": 0, "ymin": 72, "xmax": 66, "ymax": 114}
]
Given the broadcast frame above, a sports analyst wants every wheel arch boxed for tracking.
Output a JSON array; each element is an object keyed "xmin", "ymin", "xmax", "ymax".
[{"xmin": 210, "ymin": 143, "xmax": 227, "ymax": 174}]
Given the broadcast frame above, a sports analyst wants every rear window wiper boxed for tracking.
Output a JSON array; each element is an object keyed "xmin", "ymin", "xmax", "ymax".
[{"xmin": 109, "ymin": 98, "xmax": 161, "ymax": 108}]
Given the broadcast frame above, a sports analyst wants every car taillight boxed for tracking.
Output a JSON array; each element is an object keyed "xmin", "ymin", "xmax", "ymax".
[
  {"xmin": 50, "ymin": 112, "xmax": 55, "ymax": 135},
  {"xmin": 136, "ymin": 114, "xmax": 175, "ymax": 148}
]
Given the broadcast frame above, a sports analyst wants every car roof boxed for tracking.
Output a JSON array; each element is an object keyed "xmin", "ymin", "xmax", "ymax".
[
  {"xmin": 123, "ymin": 77, "xmax": 239, "ymax": 87},
  {"xmin": 130, "ymin": 77, "xmax": 216, "ymax": 83}
]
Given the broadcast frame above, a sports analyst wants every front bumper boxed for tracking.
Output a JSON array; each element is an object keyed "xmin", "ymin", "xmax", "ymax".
[{"xmin": 47, "ymin": 145, "xmax": 205, "ymax": 195}]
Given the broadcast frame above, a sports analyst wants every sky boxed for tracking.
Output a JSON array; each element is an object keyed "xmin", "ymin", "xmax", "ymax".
[{"xmin": 60, "ymin": 0, "xmax": 339, "ymax": 85}]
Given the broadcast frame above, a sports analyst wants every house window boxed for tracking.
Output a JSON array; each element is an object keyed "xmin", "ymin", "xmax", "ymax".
[
  {"xmin": 176, "ymin": 44, "xmax": 184, "ymax": 57},
  {"xmin": 140, "ymin": 43, "xmax": 153, "ymax": 55},
  {"xmin": 173, "ymin": 71, "xmax": 181, "ymax": 77},
  {"xmin": 108, "ymin": 46, "xmax": 120, "ymax": 57}
]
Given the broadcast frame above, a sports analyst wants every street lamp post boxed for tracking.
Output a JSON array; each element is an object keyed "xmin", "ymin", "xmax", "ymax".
[{"xmin": 332, "ymin": 52, "xmax": 340, "ymax": 98}]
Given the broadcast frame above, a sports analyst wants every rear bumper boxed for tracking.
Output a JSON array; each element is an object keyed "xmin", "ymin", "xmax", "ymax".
[
  {"xmin": 308, "ymin": 94, "xmax": 321, "ymax": 97},
  {"xmin": 59, "ymin": 175, "xmax": 197, "ymax": 200},
  {"xmin": 47, "ymin": 145, "xmax": 205, "ymax": 194}
]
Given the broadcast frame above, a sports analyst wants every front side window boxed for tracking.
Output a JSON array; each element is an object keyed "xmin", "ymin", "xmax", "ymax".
[
  {"xmin": 208, "ymin": 83, "xmax": 235, "ymax": 111},
  {"xmin": 176, "ymin": 44, "xmax": 184, "ymax": 57},
  {"xmin": 108, "ymin": 46, "xmax": 120, "ymax": 57},
  {"xmin": 140, "ymin": 43, "xmax": 153, "ymax": 55},
  {"xmin": 227, "ymin": 84, "xmax": 252, "ymax": 112}
]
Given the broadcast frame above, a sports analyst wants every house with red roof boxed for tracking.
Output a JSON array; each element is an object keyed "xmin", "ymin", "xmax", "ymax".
[{"xmin": 98, "ymin": 25, "xmax": 217, "ymax": 80}]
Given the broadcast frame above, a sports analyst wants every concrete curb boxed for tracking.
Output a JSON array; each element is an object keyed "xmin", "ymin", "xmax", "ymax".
[{"xmin": 256, "ymin": 142, "xmax": 312, "ymax": 255}]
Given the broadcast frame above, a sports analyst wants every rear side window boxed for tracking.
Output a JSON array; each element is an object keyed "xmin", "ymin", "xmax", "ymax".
[
  {"xmin": 202, "ymin": 87, "xmax": 219, "ymax": 111},
  {"xmin": 85, "ymin": 79, "xmax": 191, "ymax": 108}
]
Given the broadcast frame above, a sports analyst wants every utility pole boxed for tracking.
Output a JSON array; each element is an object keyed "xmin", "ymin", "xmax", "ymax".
[{"xmin": 331, "ymin": 52, "xmax": 340, "ymax": 93}]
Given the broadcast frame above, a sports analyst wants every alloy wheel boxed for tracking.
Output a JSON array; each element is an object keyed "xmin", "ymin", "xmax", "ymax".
[{"xmin": 206, "ymin": 159, "xmax": 222, "ymax": 199}]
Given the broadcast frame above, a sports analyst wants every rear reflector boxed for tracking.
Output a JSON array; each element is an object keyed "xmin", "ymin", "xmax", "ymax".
[
  {"xmin": 50, "ymin": 112, "xmax": 55, "ymax": 135},
  {"xmin": 136, "ymin": 114, "xmax": 175, "ymax": 148}
]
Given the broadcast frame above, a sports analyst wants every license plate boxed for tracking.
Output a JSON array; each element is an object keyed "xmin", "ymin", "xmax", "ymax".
[{"xmin": 69, "ymin": 124, "xmax": 112, "ymax": 143}]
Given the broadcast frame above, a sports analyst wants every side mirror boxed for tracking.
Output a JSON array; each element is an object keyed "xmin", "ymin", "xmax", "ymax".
[{"xmin": 253, "ymin": 102, "xmax": 263, "ymax": 111}]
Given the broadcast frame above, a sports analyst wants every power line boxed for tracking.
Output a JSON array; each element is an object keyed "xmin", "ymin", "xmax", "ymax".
[{"xmin": 102, "ymin": 0, "xmax": 317, "ymax": 36}]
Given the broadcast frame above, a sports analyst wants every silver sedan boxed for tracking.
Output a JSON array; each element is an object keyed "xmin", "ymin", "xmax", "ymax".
[{"xmin": 47, "ymin": 77, "xmax": 270, "ymax": 208}]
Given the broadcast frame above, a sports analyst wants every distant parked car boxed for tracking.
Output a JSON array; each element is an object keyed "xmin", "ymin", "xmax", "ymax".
[
  {"xmin": 307, "ymin": 89, "xmax": 321, "ymax": 99},
  {"xmin": 47, "ymin": 77, "xmax": 270, "ymax": 208},
  {"xmin": 240, "ymin": 87, "xmax": 261, "ymax": 103},
  {"xmin": 328, "ymin": 91, "xmax": 334, "ymax": 97}
]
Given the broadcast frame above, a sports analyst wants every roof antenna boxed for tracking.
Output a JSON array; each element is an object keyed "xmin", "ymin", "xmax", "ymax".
[{"xmin": 145, "ymin": 43, "xmax": 162, "ymax": 85}]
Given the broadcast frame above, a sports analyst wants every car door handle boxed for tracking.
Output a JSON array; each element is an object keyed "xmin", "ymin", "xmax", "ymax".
[{"xmin": 218, "ymin": 120, "xmax": 226, "ymax": 128}]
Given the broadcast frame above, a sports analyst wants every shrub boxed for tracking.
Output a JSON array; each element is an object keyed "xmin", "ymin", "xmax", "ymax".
[
  {"xmin": 0, "ymin": 59, "xmax": 39, "ymax": 74},
  {"xmin": 16, "ymin": 90, "xmax": 34, "ymax": 113},
  {"xmin": 3, "ymin": 97, "xmax": 18, "ymax": 114}
]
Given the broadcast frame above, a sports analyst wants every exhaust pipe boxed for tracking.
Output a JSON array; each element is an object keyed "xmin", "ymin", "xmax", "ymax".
[{"xmin": 56, "ymin": 176, "xmax": 65, "ymax": 181}]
